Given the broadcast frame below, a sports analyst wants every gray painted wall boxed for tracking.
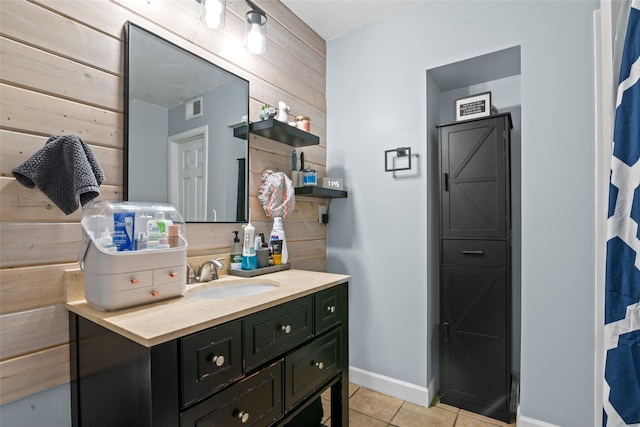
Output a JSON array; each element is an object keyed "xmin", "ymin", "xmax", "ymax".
[{"xmin": 326, "ymin": 1, "xmax": 598, "ymax": 426}]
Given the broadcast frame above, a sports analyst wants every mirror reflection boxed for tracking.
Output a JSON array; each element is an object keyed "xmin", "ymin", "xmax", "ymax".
[{"xmin": 125, "ymin": 22, "xmax": 249, "ymax": 222}]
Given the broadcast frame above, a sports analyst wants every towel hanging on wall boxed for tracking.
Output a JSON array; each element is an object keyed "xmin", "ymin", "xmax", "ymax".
[{"xmin": 12, "ymin": 135, "xmax": 105, "ymax": 215}]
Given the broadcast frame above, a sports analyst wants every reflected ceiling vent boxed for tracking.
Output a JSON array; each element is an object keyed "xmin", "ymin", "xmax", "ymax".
[{"xmin": 185, "ymin": 97, "xmax": 203, "ymax": 120}]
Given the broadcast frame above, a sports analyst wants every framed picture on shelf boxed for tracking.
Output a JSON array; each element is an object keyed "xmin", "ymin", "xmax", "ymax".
[{"xmin": 455, "ymin": 91, "xmax": 492, "ymax": 121}]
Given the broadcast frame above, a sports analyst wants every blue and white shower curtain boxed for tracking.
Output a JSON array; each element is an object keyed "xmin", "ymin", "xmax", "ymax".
[{"xmin": 604, "ymin": 0, "xmax": 640, "ymax": 426}]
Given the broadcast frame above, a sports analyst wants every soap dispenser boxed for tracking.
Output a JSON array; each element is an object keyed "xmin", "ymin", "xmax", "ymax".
[{"xmin": 230, "ymin": 231, "xmax": 242, "ymax": 270}]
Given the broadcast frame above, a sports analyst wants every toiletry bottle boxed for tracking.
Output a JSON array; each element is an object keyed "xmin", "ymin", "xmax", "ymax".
[
  {"xmin": 168, "ymin": 225, "xmax": 180, "ymax": 248},
  {"xmin": 241, "ymin": 222, "xmax": 257, "ymax": 270},
  {"xmin": 157, "ymin": 233, "xmax": 170, "ymax": 250},
  {"xmin": 269, "ymin": 217, "xmax": 288, "ymax": 265},
  {"xmin": 230, "ymin": 231, "xmax": 242, "ymax": 270},
  {"xmin": 146, "ymin": 217, "xmax": 161, "ymax": 242},
  {"xmin": 154, "ymin": 211, "xmax": 173, "ymax": 235},
  {"xmin": 135, "ymin": 232, "xmax": 147, "ymax": 250}
]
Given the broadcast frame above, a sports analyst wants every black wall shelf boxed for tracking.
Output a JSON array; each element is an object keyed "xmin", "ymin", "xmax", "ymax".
[
  {"xmin": 233, "ymin": 119, "xmax": 320, "ymax": 147},
  {"xmin": 295, "ymin": 186, "xmax": 347, "ymax": 199}
]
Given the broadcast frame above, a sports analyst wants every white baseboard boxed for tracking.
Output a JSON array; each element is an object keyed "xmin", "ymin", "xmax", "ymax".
[
  {"xmin": 516, "ymin": 411, "xmax": 561, "ymax": 427},
  {"xmin": 348, "ymin": 366, "xmax": 431, "ymax": 407}
]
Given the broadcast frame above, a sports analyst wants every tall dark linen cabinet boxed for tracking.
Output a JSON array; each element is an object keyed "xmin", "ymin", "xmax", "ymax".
[{"xmin": 437, "ymin": 113, "xmax": 512, "ymax": 422}]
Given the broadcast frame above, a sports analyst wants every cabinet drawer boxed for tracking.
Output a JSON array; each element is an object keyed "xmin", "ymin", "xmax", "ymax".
[
  {"xmin": 315, "ymin": 286, "xmax": 342, "ymax": 334},
  {"xmin": 181, "ymin": 320, "xmax": 243, "ymax": 408},
  {"xmin": 244, "ymin": 296, "xmax": 313, "ymax": 372},
  {"xmin": 442, "ymin": 240, "xmax": 507, "ymax": 267},
  {"xmin": 180, "ymin": 361, "xmax": 283, "ymax": 427},
  {"xmin": 284, "ymin": 329, "xmax": 341, "ymax": 411},
  {"xmin": 153, "ymin": 265, "xmax": 186, "ymax": 285}
]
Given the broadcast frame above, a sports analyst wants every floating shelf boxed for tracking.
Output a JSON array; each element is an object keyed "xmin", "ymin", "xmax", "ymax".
[
  {"xmin": 294, "ymin": 186, "xmax": 347, "ymax": 199},
  {"xmin": 233, "ymin": 119, "xmax": 320, "ymax": 147}
]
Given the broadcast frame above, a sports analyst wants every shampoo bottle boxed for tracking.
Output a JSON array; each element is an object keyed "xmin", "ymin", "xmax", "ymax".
[
  {"xmin": 269, "ymin": 217, "xmax": 288, "ymax": 265},
  {"xmin": 241, "ymin": 214, "xmax": 257, "ymax": 270},
  {"xmin": 230, "ymin": 231, "xmax": 242, "ymax": 270}
]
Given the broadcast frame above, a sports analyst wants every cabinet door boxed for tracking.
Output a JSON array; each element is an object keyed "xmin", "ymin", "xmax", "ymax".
[
  {"xmin": 439, "ymin": 116, "xmax": 510, "ymax": 239},
  {"xmin": 284, "ymin": 328, "xmax": 341, "ymax": 410},
  {"xmin": 440, "ymin": 266, "xmax": 510, "ymax": 421},
  {"xmin": 180, "ymin": 361, "xmax": 283, "ymax": 427}
]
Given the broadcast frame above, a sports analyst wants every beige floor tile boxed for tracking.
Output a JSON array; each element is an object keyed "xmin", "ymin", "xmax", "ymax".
[
  {"xmin": 349, "ymin": 387, "xmax": 404, "ymax": 422},
  {"xmin": 391, "ymin": 402, "xmax": 457, "ymax": 427},
  {"xmin": 458, "ymin": 410, "xmax": 515, "ymax": 426},
  {"xmin": 349, "ymin": 409, "xmax": 390, "ymax": 427},
  {"xmin": 322, "ymin": 397, "xmax": 331, "ymax": 423}
]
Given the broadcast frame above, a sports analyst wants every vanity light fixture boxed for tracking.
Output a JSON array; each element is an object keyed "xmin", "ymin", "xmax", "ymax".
[
  {"xmin": 200, "ymin": 0, "xmax": 226, "ymax": 29},
  {"xmin": 244, "ymin": 0, "xmax": 266, "ymax": 54}
]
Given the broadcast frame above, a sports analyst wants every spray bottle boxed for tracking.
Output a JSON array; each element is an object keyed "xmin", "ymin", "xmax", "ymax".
[
  {"xmin": 269, "ymin": 217, "xmax": 288, "ymax": 265},
  {"xmin": 241, "ymin": 210, "xmax": 257, "ymax": 270}
]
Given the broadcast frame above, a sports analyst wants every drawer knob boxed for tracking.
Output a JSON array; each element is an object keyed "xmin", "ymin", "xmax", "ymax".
[
  {"xmin": 130, "ymin": 278, "xmax": 140, "ymax": 285},
  {"xmin": 326, "ymin": 305, "xmax": 336, "ymax": 313},
  {"xmin": 150, "ymin": 290, "xmax": 159, "ymax": 297},
  {"xmin": 238, "ymin": 411, "xmax": 250, "ymax": 423},
  {"xmin": 210, "ymin": 355, "xmax": 225, "ymax": 367},
  {"xmin": 315, "ymin": 361, "xmax": 324, "ymax": 370},
  {"xmin": 281, "ymin": 324, "xmax": 292, "ymax": 334},
  {"xmin": 169, "ymin": 272, "xmax": 178, "ymax": 278}
]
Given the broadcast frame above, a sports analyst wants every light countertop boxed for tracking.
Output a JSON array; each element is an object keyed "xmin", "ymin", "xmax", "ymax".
[{"xmin": 66, "ymin": 269, "xmax": 349, "ymax": 347}]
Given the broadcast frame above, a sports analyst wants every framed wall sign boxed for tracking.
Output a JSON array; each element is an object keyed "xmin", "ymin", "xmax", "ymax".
[{"xmin": 455, "ymin": 91, "xmax": 492, "ymax": 121}]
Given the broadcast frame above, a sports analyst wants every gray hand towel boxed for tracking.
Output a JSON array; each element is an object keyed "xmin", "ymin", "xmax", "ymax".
[{"xmin": 12, "ymin": 135, "xmax": 106, "ymax": 215}]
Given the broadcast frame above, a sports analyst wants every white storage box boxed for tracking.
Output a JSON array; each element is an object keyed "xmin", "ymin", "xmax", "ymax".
[{"xmin": 78, "ymin": 201, "xmax": 187, "ymax": 311}]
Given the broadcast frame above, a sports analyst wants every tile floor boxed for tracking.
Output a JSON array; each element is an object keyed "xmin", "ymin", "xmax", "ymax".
[{"xmin": 320, "ymin": 384, "xmax": 516, "ymax": 427}]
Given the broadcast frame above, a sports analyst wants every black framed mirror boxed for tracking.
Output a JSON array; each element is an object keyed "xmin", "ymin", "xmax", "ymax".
[{"xmin": 125, "ymin": 22, "xmax": 249, "ymax": 222}]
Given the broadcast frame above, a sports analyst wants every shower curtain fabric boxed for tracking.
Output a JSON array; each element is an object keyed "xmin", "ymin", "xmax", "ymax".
[{"xmin": 603, "ymin": 0, "xmax": 640, "ymax": 426}]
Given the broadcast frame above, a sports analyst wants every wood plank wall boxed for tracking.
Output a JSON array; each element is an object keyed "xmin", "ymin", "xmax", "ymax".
[{"xmin": 0, "ymin": 0, "xmax": 327, "ymax": 404}]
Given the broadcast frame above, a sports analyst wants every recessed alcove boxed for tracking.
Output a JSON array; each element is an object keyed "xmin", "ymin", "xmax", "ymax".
[{"xmin": 426, "ymin": 45, "xmax": 522, "ymax": 398}]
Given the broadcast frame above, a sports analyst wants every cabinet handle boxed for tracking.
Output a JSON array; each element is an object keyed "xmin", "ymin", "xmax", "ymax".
[
  {"xmin": 315, "ymin": 361, "xmax": 324, "ymax": 370},
  {"xmin": 210, "ymin": 355, "xmax": 225, "ymax": 367},
  {"xmin": 442, "ymin": 322, "xmax": 449, "ymax": 343},
  {"xmin": 281, "ymin": 324, "xmax": 292, "ymax": 334},
  {"xmin": 130, "ymin": 278, "xmax": 140, "ymax": 285},
  {"xmin": 461, "ymin": 250, "xmax": 484, "ymax": 255},
  {"xmin": 443, "ymin": 173, "xmax": 449, "ymax": 191},
  {"xmin": 326, "ymin": 305, "xmax": 336, "ymax": 313},
  {"xmin": 150, "ymin": 290, "xmax": 159, "ymax": 297},
  {"xmin": 169, "ymin": 272, "xmax": 178, "ymax": 278},
  {"xmin": 238, "ymin": 411, "xmax": 250, "ymax": 423}
]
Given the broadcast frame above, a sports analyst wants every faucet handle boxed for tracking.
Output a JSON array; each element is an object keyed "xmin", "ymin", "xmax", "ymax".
[
  {"xmin": 186, "ymin": 264, "xmax": 196, "ymax": 284},
  {"xmin": 213, "ymin": 257, "xmax": 225, "ymax": 269}
]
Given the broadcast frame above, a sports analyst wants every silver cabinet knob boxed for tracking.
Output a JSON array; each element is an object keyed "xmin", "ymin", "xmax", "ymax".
[
  {"xmin": 238, "ymin": 411, "xmax": 250, "ymax": 423},
  {"xmin": 326, "ymin": 305, "xmax": 336, "ymax": 313},
  {"xmin": 281, "ymin": 324, "xmax": 292, "ymax": 334},
  {"xmin": 211, "ymin": 355, "xmax": 225, "ymax": 367},
  {"xmin": 315, "ymin": 361, "xmax": 324, "ymax": 369}
]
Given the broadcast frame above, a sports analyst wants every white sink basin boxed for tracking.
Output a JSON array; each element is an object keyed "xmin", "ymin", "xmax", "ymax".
[{"xmin": 187, "ymin": 281, "xmax": 279, "ymax": 299}]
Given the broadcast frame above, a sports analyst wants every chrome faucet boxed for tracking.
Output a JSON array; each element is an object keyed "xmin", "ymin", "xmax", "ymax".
[{"xmin": 193, "ymin": 258, "xmax": 225, "ymax": 282}]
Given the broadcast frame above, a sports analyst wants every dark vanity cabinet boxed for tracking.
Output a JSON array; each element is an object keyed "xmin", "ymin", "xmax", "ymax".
[
  {"xmin": 437, "ymin": 114, "xmax": 512, "ymax": 422},
  {"xmin": 69, "ymin": 283, "xmax": 349, "ymax": 427}
]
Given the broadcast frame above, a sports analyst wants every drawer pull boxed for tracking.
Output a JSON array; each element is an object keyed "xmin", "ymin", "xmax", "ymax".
[
  {"xmin": 209, "ymin": 355, "xmax": 225, "ymax": 367},
  {"xmin": 461, "ymin": 250, "xmax": 484, "ymax": 255},
  {"xmin": 150, "ymin": 290, "xmax": 159, "ymax": 297},
  {"xmin": 130, "ymin": 278, "xmax": 140, "ymax": 285},
  {"xmin": 281, "ymin": 324, "xmax": 292, "ymax": 334},
  {"xmin": 169, "ymin": 272, "xmax": 178, "ymax": 278},
  {"xmin": 238, "ymin": 411, "xmax": 250, "ymax": 423},
  {"xmin": 315, "ymin": 361, "xmax": 324, "ymax": 370},
  {"xmin": 326, "ymin": 305, "xmax": 336, "ymax": 313}
]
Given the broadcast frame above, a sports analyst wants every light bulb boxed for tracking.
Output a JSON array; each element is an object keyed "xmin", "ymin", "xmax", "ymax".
[
  {"xmin": 246, "ymin": 23, "xmax": 264, "ymax": 54},
  {"xmin": 201, "ymin": 0, "xmax": 225, "ymax": 29}
]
